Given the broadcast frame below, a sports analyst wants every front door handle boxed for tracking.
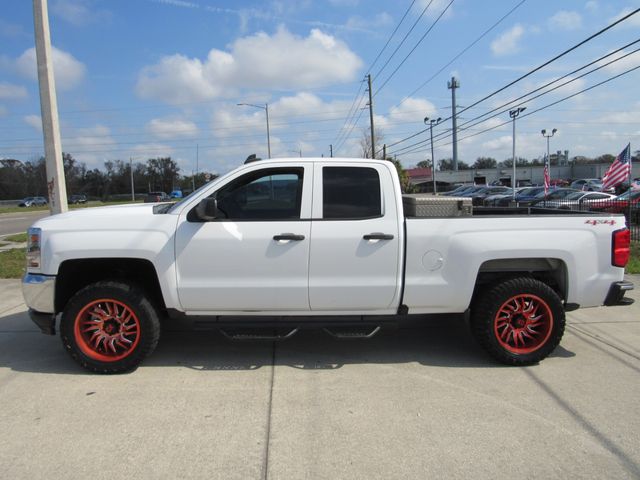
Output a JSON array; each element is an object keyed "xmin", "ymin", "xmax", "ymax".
[
  {"xmin": 273, "ymin": 233, "xmax": 305, "ymax": 241},
  {"xmin": 363, "ymin": 233, "xmax": 394, "ymax": 241}
]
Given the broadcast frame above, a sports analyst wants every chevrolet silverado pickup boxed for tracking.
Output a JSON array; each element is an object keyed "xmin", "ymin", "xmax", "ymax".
[{"xmin": 22, "ymin": 158, "xmax": 634, "ymax": 373}]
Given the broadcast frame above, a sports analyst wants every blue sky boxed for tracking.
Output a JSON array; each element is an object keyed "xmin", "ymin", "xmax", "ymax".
[{"xmin": 1, "ymin": 0, "xmax": 639, "ymax": 175}]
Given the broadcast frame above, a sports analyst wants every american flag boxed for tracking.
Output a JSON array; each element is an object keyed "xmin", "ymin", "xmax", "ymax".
[
  {"xmin": 543, "ymin": 155, "xmax": 550, "ymax": 194},
  {"xmin": 602, "ymin": 143, "xmax": 632, "ymax": 190}
]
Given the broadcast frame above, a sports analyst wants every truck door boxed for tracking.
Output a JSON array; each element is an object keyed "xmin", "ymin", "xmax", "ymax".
[
  {"xmin": 175, "ymin": 164, "xmax": 312, "ymax": 312},
  {"xmin": 308, "ymin": 164, "xmax": 402, "ymax": 312}
]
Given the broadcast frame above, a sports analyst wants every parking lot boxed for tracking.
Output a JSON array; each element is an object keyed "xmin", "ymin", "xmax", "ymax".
[{"xmin": 1, "ymin": 277, "xmax": 639, "ymax": 479}]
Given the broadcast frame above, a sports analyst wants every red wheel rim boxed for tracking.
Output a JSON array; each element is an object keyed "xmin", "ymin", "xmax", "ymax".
[
  {"xmin": 494, "ymin": 294, "xmax": 553, "ymax": 354},
  {"xmin": 74, "ymin": 299, "xmax": 141, "ymax": 362}
]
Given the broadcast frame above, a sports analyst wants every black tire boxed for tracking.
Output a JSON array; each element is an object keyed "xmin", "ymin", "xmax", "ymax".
[
  {"xmin": 470, "ymin": 277, "xmax": 565, "ymax": 365},
  {"xmin": 60, "ymin": 281, "xmax": 161, "ymax": 374}
]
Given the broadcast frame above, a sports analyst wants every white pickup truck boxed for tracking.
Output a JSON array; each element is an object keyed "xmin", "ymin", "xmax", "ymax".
[{"xmin": 22, "ymin": 158, "xmax": 634, "ymax": 373}]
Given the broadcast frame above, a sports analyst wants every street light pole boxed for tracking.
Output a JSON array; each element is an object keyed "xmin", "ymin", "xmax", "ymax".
[
  {"xmin": 424, "ymin": 116, "xmax": 442, "ymax": 194},
  {"xmin": 509, "ymin": 107, "xmax": 526, "ymax": 200},
  {"xmin": 237, "ymin": 102, "xmax": 271, "ymax": 158},
  {"xmin": 541, "ymin": 128, "xmax": 557, "ymax": 178}
]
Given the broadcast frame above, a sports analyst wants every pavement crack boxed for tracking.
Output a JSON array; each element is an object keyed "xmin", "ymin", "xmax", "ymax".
[{"xmin": 261, "ymin": 342, "xmax": 276, "ymax": 480}]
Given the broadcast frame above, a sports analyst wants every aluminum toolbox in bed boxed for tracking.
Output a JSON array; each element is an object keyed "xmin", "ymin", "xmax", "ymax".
[{"xmin": 402, "ymin": 194, "xmax": 473, "ymax": 217}]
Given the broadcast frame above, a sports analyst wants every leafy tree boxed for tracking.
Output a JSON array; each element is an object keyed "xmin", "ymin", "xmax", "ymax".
[
  {"xmin": 472, "ymin": 157, "xmax": 497, "ymax": 169},
  {"xmin": 385, "ymin": 157, "xmax": 414, "ymax": 193},
  {"xmin": 438, "ymin": 158, "xmax": 471, "ymax": 170},
  {"xmin": 416, "ymin": 160, "xmax": 432, "ymax": 169}
]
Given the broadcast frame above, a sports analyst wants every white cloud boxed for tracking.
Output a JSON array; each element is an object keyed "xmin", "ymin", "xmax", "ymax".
[
  {"xmin": 491, "ymin": 24, "xmax": 525, "ymax": 56},
  {"xmin": 14, "ymin": 46, "xmax": 86, "ymax": 90},
  {"xmin": 147, "ymin": 118, "xmax": 199, "ymax": 139},
  {"xmin": 136, "ymin": 27, "xmax": 362, "ymax": 105},
  {"xmin": 24, "ymin": 114, "xmax": 42, "ymax": 132},
  {"xmin": 548, "ymin": 11, "xmax": 582, "ymax": 30},
  {"xmin": 52, "ymin": 0, "xmax": 112, "ymax": 26},
  {"xmin": 0, "ymin": 82, "xmax": 28, "ymax": 100}
]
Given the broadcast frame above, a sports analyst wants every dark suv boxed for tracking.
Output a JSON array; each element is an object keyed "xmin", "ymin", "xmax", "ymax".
[
  {"xmin": 144, "ymin": 192, "xmax": 170, "ymax": 203},
  {"xmin": 69, "ymin": 194, "xmax": 87, "ymax": 204}
]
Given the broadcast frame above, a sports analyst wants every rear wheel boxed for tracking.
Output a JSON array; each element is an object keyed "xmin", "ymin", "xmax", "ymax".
[
  {"xmin": 471, "ymin": 277, "xmax": 565, "ymax": 365},
  {"xmin": 60, "ymin": 281, "xmax": 160, "ymax": 373}
]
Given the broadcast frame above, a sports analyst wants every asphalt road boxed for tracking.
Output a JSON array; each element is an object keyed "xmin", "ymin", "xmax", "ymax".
[
  {"xmin": 1, "ymin": 277, "xmax": 639, "ymax": 480},
  {"xmin": 0, "ymin": 211, "xmax": 50, "ymax": 236}
]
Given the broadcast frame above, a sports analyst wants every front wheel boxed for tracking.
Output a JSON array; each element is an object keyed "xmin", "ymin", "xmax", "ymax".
[
  {"xmin": 60, "ymin": 281, "xmax": 161, "ymax": 373},
  {"xmin": 471, "ymin": 277, "xmax": 565, "ymax": 365}
]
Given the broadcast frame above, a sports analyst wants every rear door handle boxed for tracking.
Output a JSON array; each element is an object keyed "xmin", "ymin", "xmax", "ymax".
[
  {"xmin": 273, "ymin": 233, "xmax": 305, "ymax": 241},
  {"xmin": 363, "ymin": 233, "xmax": 394, "ymax": 241}
]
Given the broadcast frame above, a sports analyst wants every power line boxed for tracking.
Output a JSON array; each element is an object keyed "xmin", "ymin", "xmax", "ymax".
[
  {"xmin": 389, "ymin": 41, "xmax": 640, "ymax": 155},
  {"xmin": 395, "ymin": 64, "xmax": 640, "ymax": 157},
  {"xmin": 373, "ymin": 0, "xmax": 455, "ymax": 98},
  {"xmin": 372, "ymin": 0, "xmax": 436, "ymax": 80},
  {"xmin": 366, "ymin": 0, "xmax": 418, "ymax": 74},
  {"xmin": 395, "ymin": 0, "xmax": 528, "ymax": 107},
  {"xmin": 383, "ymin": 7, "xmax": 640, "ymax": 151}
]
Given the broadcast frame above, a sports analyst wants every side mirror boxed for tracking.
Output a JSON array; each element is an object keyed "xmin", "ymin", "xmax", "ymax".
[{"xmin": 195, "ymin": 198, "xmax": 218, "ymax": 221}]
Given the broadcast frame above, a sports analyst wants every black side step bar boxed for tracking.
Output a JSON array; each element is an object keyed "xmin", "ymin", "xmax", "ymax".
[
  {"xmin": 323, "ymin": 326, "xmax": 381, "ymax": 339},
  {"xmin": 219, "ymin": 327, "xmax": 299, "ymax": 341}
]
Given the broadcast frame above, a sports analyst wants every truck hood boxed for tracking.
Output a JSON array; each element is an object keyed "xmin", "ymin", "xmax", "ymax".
[{"xmin": 31, "ymin": 202, "xmax": 173, "ymax": 231}]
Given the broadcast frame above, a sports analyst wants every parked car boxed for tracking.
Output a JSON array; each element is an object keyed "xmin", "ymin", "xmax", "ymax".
[
  {"xmin": 570, "ymin": 178, "xmax": 612, "ymax": 192},
  {"xmin": 593, "ymin": 189, "xmax": 640, "ymax": 215},
  {"xmin": 466, "ymin": 186, "xmax": 511, "ymax": 206},
  {"xmin": 144, "ymin": 192, "xmax": 170, "ymax": 203},
  {"xmin": 440, "ymin": 185, "xmax": 476, "ymax": 196},
  {"xmin": 494, "ymin": 186, "xmax": 547, "ymax": 206},
  {"xmin": 18, "ymin": 196, "xmax": 47, "ymax": 207},
  {"xmin": 532, "ymin": 191, "xmax": 616, "ymax": 210},
  {"xmin": 69, "ymin": 194, "xmax": 87, "ymax": 204}
]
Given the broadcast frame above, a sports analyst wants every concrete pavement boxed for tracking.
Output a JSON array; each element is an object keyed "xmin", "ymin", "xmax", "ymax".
[{"xmin": 0, "ymin": 277, "xmax": 639, "ymax": 479}]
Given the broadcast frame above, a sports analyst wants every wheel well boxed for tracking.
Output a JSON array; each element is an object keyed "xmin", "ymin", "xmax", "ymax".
[
  {"xmin": 55, "ymin": 258, "xmax": 166, "ymax": 313},
  {"xmin": 472, "ymin": 258, "xmax": 568, "ymax": 303}
]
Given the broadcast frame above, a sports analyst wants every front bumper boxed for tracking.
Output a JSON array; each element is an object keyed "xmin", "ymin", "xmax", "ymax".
[
  {"xmin": 604, "ymin": 281, "xmax": 634, "ymax": 306},
  {"xmin": 22, "ymin": 273, "xmax": 55, "ymax": 314}
]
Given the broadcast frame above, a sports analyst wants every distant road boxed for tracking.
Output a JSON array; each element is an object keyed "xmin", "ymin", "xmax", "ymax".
[{"xmin": 0, "ymin": 211, "xmax": 50, "ymax": 236}]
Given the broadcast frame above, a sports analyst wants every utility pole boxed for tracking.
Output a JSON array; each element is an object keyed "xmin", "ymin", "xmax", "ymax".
[
  {"xmin": 383, "ymin": 144, "xmax": 387, "ymax": 160},
  {"xmin": 329, "ymin": 144, "xmax": 333, "ymax": 158},
  {"xmin": 425, "ymin": 116, "xmax": 442, "ymax": 194},
  {"xmin": 33, "ymin": 0, "xmax": 67, "ymax": 214},
  {"xmin": 509, "ymin": 107, "xmax": 526, "ymax": 200},
  {"xmin": 367, "ymin": 74, "xmax": 375, "ymax": 159},
  {"xmin": 129, "ymin": 157, "xmax": 135, "ymax": 201},
  {"xmin": 447, "ymin": 76, "xmax": 460, "ymax": 171}
]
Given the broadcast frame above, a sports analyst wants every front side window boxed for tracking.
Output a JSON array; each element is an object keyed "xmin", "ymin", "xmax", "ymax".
[
  {"xmin": 323, "ymin": 166, "xmax": 381, "ymax": 219},
  {"xmin": 214, "ymin": 168, "xmax": 303, "ymax": 220}
]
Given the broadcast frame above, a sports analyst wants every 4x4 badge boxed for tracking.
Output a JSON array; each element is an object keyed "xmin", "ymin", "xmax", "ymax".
[{"xmin": 585, "ymin": 219, "xmax": 616, "ymax": 226}]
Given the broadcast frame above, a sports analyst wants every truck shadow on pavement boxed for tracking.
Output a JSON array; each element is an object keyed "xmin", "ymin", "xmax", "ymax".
[{"xmin": 0, "ymin": 310, "xmax": 575, "ymax": 375}]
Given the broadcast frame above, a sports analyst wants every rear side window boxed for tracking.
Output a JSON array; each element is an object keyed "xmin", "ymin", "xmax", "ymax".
[{"xmin": 323, "ymin": 167, "xmax": 381, "ymax": 219}]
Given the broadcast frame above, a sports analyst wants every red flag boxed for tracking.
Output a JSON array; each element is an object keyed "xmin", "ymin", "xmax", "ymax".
[{"xmin": 602, "ymin": 143, "xmax": 631, "ymax": 190}]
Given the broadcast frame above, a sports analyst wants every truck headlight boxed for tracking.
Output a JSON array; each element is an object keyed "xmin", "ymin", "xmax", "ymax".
[{"xmin": 26, "ymin": 227, "xmax": 42, "ymax": 270}]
